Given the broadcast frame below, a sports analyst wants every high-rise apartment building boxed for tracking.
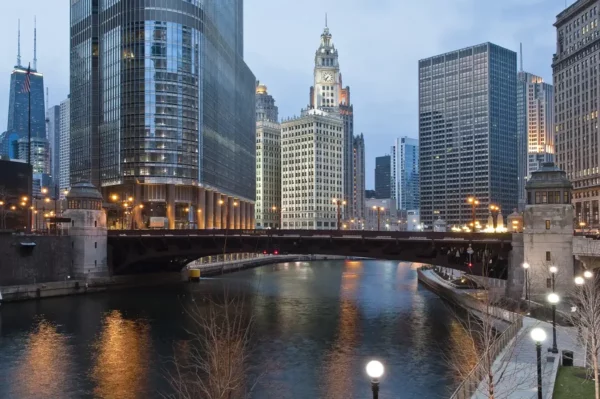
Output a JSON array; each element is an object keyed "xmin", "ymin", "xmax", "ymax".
[
  {"xmin": 352, "ymin": 134, "xmax": 365, "ymax": 220},
  {"xmin": 255, "ymin": 83, "xmax": 281, "ymax": 228},
  {"xmin": 419, "ymin": 43, "xmax": 518, "ymax": 227},
  {"xmin": 281, "ymin": 109, "xmax": 343, "ymax": 229},
  {"xmin": 308, "ymin": 24, "xmax": 355, "ymax": 219},
  {"xmin": 517, "ymin": 68, "xmax": 554, "ymax": 210},
  {"xmin": 59, "ymin": 97, "xmax": 70, "ymax": 197},
  {"xmin": 375, "ymin": 155, "xmax": 391, "ymax": 199},
  {"xmin": 553, "ymin": 0, "xmax": 600, "ymax": 225},
  {"xmin": 70, "ymin": 0, "xmax": 256, "ymax": 229},
  {"xmin": 47, "ymin": 104, "xmax": 61, "ymax": 185},
  {"xmin": 391, "ymin": 137, "xmax": 419, "ymax": 211}
]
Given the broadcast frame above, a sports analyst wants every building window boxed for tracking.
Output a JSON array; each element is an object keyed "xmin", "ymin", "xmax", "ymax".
[
  {"xmin": 546, "ymin": 251, "xmax": 551, "ymax": 261},
  {"xmin": 545, "ymin": 220, "xmax": 551, "ymax": 230},
  {"xmin": 564, "ymin": 191, "xmax": 570, "ymax": 204}
]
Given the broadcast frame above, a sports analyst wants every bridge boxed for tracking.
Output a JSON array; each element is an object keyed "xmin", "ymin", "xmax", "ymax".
[{"xmin": 107, "ymin": 229, "xmax": 514, "ymax": 275}]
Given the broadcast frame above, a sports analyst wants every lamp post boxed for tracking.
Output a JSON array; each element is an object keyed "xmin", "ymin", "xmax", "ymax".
[
  {"xmin": 332, "ymin": 198, "xmax": 346, "ymax": 230},
  {"xmin": 365, "ymin": 360, "xmax": 384, "ymax": 399},
  {"xmin": 522, "ymin": 262, "xmax": 530, "ymax": 303},
  {"xmin": 531, "ymin": 328, "xmax": 546, "ymax": 399},
  {"xmin": 372, "ymin": 205, "xmax": 384, "ymax": 231},
  {"xmin": 547, "ymin": 293, "xmax": 560, "ymax": 354},
  {"xmin": 549, "ymin": 266, "xmax": 558, "ymax": 292},
  {"xmin": 489, "ymin": 204, "xmax": 500, "ymax": 229},
  {"xmin": 467, "ymin": 196, "xmax": 479, "ymax": 229},
  {"xmin": 233, "ymin": 201, "xmax": 239, "ymax": 229},
  {"xmin": 584, "ymin": 270, "xmax": 593, "ymax": 279},
  {"xmin": 272, "ymin": 205, "xmax": 281, "ymax": 229}
]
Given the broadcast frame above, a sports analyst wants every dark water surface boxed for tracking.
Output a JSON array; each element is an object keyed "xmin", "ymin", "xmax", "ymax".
[{"xmin": 0, "ymin": 260, "xmax": 472, "ymax": 398}]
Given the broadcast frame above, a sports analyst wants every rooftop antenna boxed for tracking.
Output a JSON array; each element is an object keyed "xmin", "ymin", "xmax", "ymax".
[
  {"xmin": 325, "ymin": 13, "xmax": 328, "ymax": 28},
  {"xmin": 17, "ymin": 19, "xmax": 21, "ymax": 67},
  {"xmin": 519, "ymin": 42, "xmax": 523, "ymax": 72},
  {"xmin": 33, "ymin": 16, "xmax": 37, "ymax": 71}
]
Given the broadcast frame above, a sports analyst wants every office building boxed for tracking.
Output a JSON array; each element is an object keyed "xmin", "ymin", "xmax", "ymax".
[
  {"xmin": 365, "ymin": 198, "xmax": 397, "ymax": 231},
  {"xmin": 374, "ymin": 155, "xmax": 391, "ymax": 199},
  {"xmin": 352, "ymin": 134, "xmax": 365, "ymax": 220},
  {"xmin": 553, "ymin": 1, "xmax": 600, "ymax": 225},
  {"xmin": 281, "ymin": 109, "xmax": 343, "ymax": 229},
  {"xmin": 419, "ymin": 43, "xmax": 518, "ymax": 227},
  {"xmin": 70, "ymin": 0, "xmax": 256, "ymax": 229},
  {"xmin": 517, "ymin": 62, "xmax": 554, "ymax": 210},
  {"xmin": 255, "ymin": 83, "xmax": 281, "ymax": 228},
  {"xmin": 365, "ymin": 189, "xmax": 376, "ymax": 199},
  {"xmin": 391, "ymin": 137, "xmax": 419, "ymax": 211},
  {"xmin": 47, "ymin": 104, "xmax": 61, "ymax": 188},
  {"xmin": 308, "ymin": 24, "xmax": 354, "ymax": 219},
  {"xmin": 59, "ymin": 97, "xmax": 70, "ymax": 196}
]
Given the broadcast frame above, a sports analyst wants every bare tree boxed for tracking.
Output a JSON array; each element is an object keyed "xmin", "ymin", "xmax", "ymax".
[
  {"xmin": 163, "ymin": 290, "xmax": 260, "ymax": 399},
  {"xmin": 571, "ymin": 271, "xmax": 600, "ymax": 399}
]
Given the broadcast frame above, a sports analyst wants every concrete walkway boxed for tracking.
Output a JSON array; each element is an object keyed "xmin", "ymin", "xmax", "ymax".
[{"xmin": 472, "ymin": 317, "xmax": 585, "ymax": 399}]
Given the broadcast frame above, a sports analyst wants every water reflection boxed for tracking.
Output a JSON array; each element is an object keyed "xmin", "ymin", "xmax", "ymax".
[
  {"xmin": 12, "ymin": 319, "xmax": 71, "ymax": 398},
  {"xmin": 91, "ymin": 310, "xmax": 151, "ymax": 399}
]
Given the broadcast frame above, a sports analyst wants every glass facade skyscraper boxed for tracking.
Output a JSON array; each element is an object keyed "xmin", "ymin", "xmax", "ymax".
[
  {"xmin": 419, "ymin": 43, "xmax": 517, "ymax": 227},
  {"xmin": 7, "ymin": 67, "xmax": 46, "ymax": 140},
  {"xmin": 391, "ymin": 137, "xmax": 419, "ymax": 211},
  {"xmin": 375, "ymin": 155, "xmax": 391, "ymax": 199},
  {"xmin": 70, "ymin": 0, "xmax": 256, "ymax": 229}
]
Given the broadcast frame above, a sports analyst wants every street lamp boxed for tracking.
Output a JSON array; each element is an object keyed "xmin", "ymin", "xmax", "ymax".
[
  {"xmin": 547, "ymin": 293, "xmax": 560, "ymax": 354},
  {"xmin": 575, "ymin": 276, "xmax": 585, "ymax": 286},
  {"xmin": 332, "ymin": 198, "xmax": 346, "ymax": 231},
  {"xmin": 549, "ymin": 266, "xmax": 558, "ymax": 292},
  {"xmin": 365, "ymin": 360, "xmax": 384, "ymax": 399},
  {"xmin": 372, "ymin": 205, "xmax": 384, "ymax": 231},
  {"xmin": 531, "ymin": 328, "xmax": 546, "ymax": 399},
  {"xmin": 467, "ymin": 196, "xmax": 479, "ymax": 229},
  {"xmin": 489, "ymin": 204, "xmax": 500, "ymax": 229},
  {"xmin": 584, "ymin": 270, "xmax": 593, "ymax": 279},
  {"xmin": 41, "ymin": 187, "xmax": 48, "ymax": 195},
  {"xmin": 522, "ymin": 262, "xmax": 530, "ymax": 301},
  {"xmin": 111, "ymin": 194, "xmax": 119, "ymax": 201}
]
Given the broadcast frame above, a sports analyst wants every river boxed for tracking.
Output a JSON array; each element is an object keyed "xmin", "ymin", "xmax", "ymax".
[{"xmin": 0, "ymin": 260, "xmax": 474, "ymax": 398}]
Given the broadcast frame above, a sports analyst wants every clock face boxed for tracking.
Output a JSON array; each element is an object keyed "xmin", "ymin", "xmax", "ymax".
[{"xmin": 322, "ymin": 72, "xmax": 334, "ymax": 83}]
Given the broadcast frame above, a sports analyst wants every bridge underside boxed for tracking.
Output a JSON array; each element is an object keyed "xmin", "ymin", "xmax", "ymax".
[{"xmin": 108, "ymin": 232, "xmax": 512, "ymax": 276}]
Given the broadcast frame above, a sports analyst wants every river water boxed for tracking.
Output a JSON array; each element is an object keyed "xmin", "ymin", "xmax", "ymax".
[{"xmin": 0, "ymin": 260, "xmax": 473, "ymax": 398}]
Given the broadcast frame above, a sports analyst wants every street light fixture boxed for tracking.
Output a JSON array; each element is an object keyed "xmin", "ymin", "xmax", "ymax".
[
  {"xmin": 584, "ymin": 270, "xmax": 593, "ymax": 279},
  {"xmin": 547, "ymin": 293, "xmax": 560, "ymax": 354},
  {"xmin": 111, "ymin": 194, "xmax": 119, "ymax": 201},
  {"xmin": 467, "ymin": 197, "xmax": 480, "ymax": 229},
  {"xmin": 365, "ymin": 360, "xmax": 384, "ymax": 399},
  {"xmin": 549, "ymin": 266, "xmax": 558, "ymax": 292},
  {"xmin": 530, "ymin": 328, "xmax": 546, "ymax": 399},
  {"xmin": 522, "ymin": 262, "xmax": 530, "ymax": 302},
  {"xmin": 372, "ymin": 205, "xmax": 384, "ymax": 231},
  {"xmin": 41, "ymin": 187, "xmax": 48, "ymax": 194},
  {"xmin": 332, "ymin": 198, "xmax": 346, "ymax": 231},
  {"xmin": 575, "ymin": 276, "xmax": 585, "ymax": 286}
]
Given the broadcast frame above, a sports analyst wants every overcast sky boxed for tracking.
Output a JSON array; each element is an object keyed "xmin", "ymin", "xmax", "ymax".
[{"xmin": 1, "ymin": 0, "xmax": 569, "ymax": 188}]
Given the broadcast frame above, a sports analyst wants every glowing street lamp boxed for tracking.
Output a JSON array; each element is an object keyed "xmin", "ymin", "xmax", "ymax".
[
  {"xmin": 547, "ymin": 293, "xmax": 560, "ymax": 354},
  {"xmin": 531, "ymin": 328, "xmax": 546, "ymax": 399},
  {"xmin": 332, "ymin": 198, "xmax": 346, "ymax": 231},
  {"xmin": 467, "ymin": 197, "xmax": 479, "ymax": 229},
  {"xmin": 584, "ymin": 270, "xmax": 593, "ymax": 279},
  {"xmin": 111, "ymin": 194, "xmax": 119, "ymax": 201},
  {"xmin": 549, "ymin": 266, "xmax": 558, "ymax": 292},
  {"xmin": 372, "ymin": 205, "xmax": 385, "ymax": 231},
  {"xmin": 365, "ymin": 360, "xmax": 384, "ymax": 399},
  {"xmin": 41, "ymin": 187, "xmax": 48, "ymax": 195},
  {"xmin": 522, "ymin": 262, "xmax": 530, "ymax": 301},
  {"xmin": 575, "ymin": 276, "xmax": 585, "ymax": 286}
]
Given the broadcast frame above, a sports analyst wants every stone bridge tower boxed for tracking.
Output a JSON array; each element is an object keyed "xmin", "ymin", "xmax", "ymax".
[{"xmin": 64, "ymin": 182, "xmax": 108, "ymax": 279}]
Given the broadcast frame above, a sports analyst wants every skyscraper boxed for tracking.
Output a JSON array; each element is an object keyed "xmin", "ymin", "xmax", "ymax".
[
  {"xmin": 517, "ymin": 67, "xmax": 554, "ymax": 210},
  {"xmin": 391, "ymin": 137, "xmax": 419, "ymax": 212},
  {"xmin": 281, "ymin": 109, "xmax": 343, "ymax": 230},
  {"xmin": 352, "ymin": 134, "xmax": 365, "ymax": 220},
  {"xmin": 70, "ymin": 0, "xmax": 256, "ymax": 229},
  {"xmin": 419, "ymin": 43, "xmax": 517, "ymax": 227},
  {"xmin": 309, "ymin": 23, "xmax": 355, "ymax": 219},
  {"xmin": 255, "ymin": 83, "xmax": 281, "ymax": 228},
  {"xmin": 375, "ymin": 155, "xmax": 391, "ymax": 199},
  {"xmin": 553, "ymin": 1, "xmax": 600, "ymax": 226},
  {"xmin": 59, "ymin": 97, "xmax": 70, "ymax": 196},
  {"xmin": 47, "ymin": 104, "xmax": 61, "ymax": 185}
]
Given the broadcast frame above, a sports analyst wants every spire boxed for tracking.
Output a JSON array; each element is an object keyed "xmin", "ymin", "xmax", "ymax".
[
  {"xmin": 519, "ymin": 42, "xmax": 523, "ymax": 72},
  {"xmin": 17, "ymin": 19, "xmax": 21, "ymax": 67},
  {"xmin": 33, "ymin": 16, "xmax": 37, "ymax": 71},
  {"xmin": 325, "ymin": 13, "xmax": 328, "ymax": 28}
]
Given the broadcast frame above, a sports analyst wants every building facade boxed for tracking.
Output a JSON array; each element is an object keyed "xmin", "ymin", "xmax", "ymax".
[
  {"xmin": 553, "ymin": 0, "xmax": 600, "ymax": 226},
  {"xmin": 375, "ymin": 155, "xmax": 391, "ymax": 199},
  {"xmin": 59, "ymin": 97, "xmax": 70, "ymax": 196},
  {"xmin": 419, "ymin": 42, "xmax": 518, "ymax": 227},
  {"xmin": 255, "ymin": 83, "xmax": 281, "ymax": 228},
  {"xmin": 281, "ymin": 109, "xmax": 343, "ymax": 229},
  {"xmin": 308, "ymin": 25, "xmax": 355, "ymax": 219},
  {"xmin": 69, "ymin": 0, "xmax": 256, "ymax": 229},
  {"xmin": 352, "ymin": 134, "xmax": 365, "ymax": 221},
  {"xmin": 364, "ymin": 198, "xmax": 397, "ymax": 231},
  {"xmin": 47, "ymin": 104, "xmax": 61, "ymax": 187},
  {"xmin": 391, "ymin": 137, "xmax": 419, "ymax": 211},
  {"xmin": 517, "ymin": 71, "xmax": 554, "ymax": 210}
]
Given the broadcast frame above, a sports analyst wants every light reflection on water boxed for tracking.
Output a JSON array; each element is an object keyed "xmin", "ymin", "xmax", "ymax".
[{"xmin": 0, "ymin": 260, "xmax": 469, "ymax": 398}]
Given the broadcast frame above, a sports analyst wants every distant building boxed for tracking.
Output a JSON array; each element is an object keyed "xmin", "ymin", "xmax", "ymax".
[
  {"xmin": 365, "ymin": 189, "xmax": 377, "ymax": 199},
  {"xmin": 375, "ymin": 155, "xmax": 391, "ymax": 199},
  {"xmin": 281, "ymin": 109, "xmax": 343, "ymax": 229},
  {"xmin": 391, "ymin": 137, "xmax": 419, "ymax": 211},
  {"xmin": 47, "ymin": 104, "xmax": 61, "ymax": 188},
  {"xmin": 59, "ymin": 97, "xmax": 70, "ymax": 197},
  {"xmin": 406, "ymin": 210, "xmax": 422, "ymax": 231},
  {"xmin": 553, "ymin": 1, "xmax": 600, "ymax": 226},
  {"xmin": 0, "ymin": 131, "xmax": 21, "ymax": 159},
  {"xmin": 352, "ymin": 134, "xmax": 365, "ymax": 220},
  {"xmin": 419, "ymin": 43, "xmax": 518, "ymax": 226},
  {"xmin": 255, "ymin": 83, "xmax": 281, "ymax": 229},
  {"xmin": 517, "ymin": 67, "xmax": 554, "ymax": 210},
  {"xmin": 365, "ymin": 198, "xmax": 397, "ymax": 231}
]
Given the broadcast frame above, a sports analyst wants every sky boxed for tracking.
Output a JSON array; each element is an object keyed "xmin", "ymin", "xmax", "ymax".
[{"xmin": 1, "ymin": 0, "xmax": 570, "ymax": 188}]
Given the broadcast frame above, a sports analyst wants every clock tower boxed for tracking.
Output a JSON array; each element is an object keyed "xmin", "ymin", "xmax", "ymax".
[{"xmin": 311, "ymin": 25, "xmax": 340, "ymax": 109}]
